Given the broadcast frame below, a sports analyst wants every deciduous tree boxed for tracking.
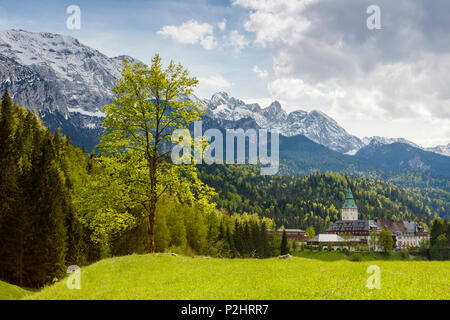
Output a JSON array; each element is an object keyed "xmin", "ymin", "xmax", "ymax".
[{"xmin": 96, "ymin": 54, "xmax": 214, "ymax": 252}]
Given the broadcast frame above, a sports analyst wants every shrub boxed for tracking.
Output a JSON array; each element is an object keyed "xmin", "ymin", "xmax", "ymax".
[
  {"xmin": 400, "ymin": 249, "xmax": 409, "ymax": 259},
  {"xmin": 348, "ymin": 252, "xmax": 363, "ymax": 261}
]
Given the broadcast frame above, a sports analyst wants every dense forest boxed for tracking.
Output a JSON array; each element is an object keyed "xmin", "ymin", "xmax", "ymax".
[
  {"xmin": 0, "ymin": 90, "xmax": 92, "ymax": 287},
  {"xmin": 199, "ymin": 164, "xmax": 447, "ymax": 233}
]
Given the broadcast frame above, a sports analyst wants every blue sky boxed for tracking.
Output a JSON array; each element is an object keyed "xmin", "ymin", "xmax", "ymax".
[{"xmin": 1, "ymin": 0, "xmax": 449, "ymax": 147}]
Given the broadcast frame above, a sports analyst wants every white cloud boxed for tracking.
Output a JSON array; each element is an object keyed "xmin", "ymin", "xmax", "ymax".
[
  {"xmin": 253, "ymin": 65, "xmax": 268, "ymax": 78},
  {"xmin": 196, "ymin": 75, "xmax": 234, "ymax": 101},
  {"xmin": 226, "ymin": 30, "xmax": 249, "ymax": 54},
  {"xmin": 157, "ymin": 19, "xmax": 218, "ymax": 50},
  {"xmin": 217, "ymin": 19, "xmax": 227, "ymax": 31},
  {"xmin": 268, "ymin": 77, "xmax": 337, "ymax": 111},
  {"xmin": 234, "ymin": 0, "xmax": 450, "ymax": 146},
  {"xmin": 198, "ymin": 75, "xmax": 233, "ymax": 90},
  {"xmin": 233, "ymin": 0, "xmax": 317, "ymax": 47},
  {"xmin": 242, "ymin": 97, "xmax": 273, "ymax": 108}
]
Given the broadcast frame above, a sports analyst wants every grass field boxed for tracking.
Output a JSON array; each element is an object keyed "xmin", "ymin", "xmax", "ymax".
[
  {"xmin": 0, "ymin": 280, "xmax": 33, "ymax": 300},
  {"xmin": 17, "ymin": 253, "xmax": 449, "ymax": 300}
]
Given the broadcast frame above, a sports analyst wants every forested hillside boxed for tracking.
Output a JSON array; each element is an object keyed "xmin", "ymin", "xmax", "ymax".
[
  {"xmin": 199, "ymin": 164, "xmax": 446, "ymax": 233},
  {"xmin": 0, "ymin": 90, "xmax": 92, "ymax": 287}
]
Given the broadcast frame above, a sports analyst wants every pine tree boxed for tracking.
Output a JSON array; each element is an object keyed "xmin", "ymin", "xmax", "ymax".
[
  {"xmin": 154, "ymin": 209, "xmax": 170, "ymax": 252},
  {"xmin": 227, "ymin": 227, "xmax": 235, "ymax": 254},
  {"xmin": 24, "ymin": 129, "xmax": 68, "ymax": 287},
  {"xmin": 260, "ymin": 222, "xmax": 269, "ymax": 258},
  {"xmin": 233, "ymin": 220, "xmax": 242, "ymax": 256},
  {"xmin": 243, "ymin": 223, "xmax": 251, "ymax": 256},
  {"xmin": 0, "ymin": 90, "xmax": 21, "ymax": 284},
  {"xmin": 280, "ymin": 229, "xmax": 289, "ymax": 255},
  {"xmin": 430, "ymin": 218, "xmax": 446, "ymax": 246}
]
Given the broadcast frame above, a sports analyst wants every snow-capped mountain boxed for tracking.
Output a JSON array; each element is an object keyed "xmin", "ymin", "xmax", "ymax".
[
  {"xmin": 0, "ymin": 29, "xmax": 138, "ymax": 125},
  {"xmin": 425, "ymin": 143, "xmax": 450, "ymax": 157},
  {"xmin": 361, "ymin": 136, "xmax": 450, "ymax": 157},
  {"xmin": 203, "ymin": 92, "xmax": 365, "ymax": 153},
  {"xmin": 362, "ymin": 136, "xmax": 420, "ymax": 148},
  {"xmin": 0, "ymin": 29, "xmax": 142, "ymax": 149},
  {"xmin": 0, "ymin": 29, "xmax": 447, "ymax": 157}
]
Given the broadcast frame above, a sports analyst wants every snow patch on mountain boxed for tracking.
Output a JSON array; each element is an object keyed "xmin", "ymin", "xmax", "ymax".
[
  {"xmin": 67, "ymin": 107, "xmax": 106, "ymax": 118},
  {"xmin": 0, "ymin": 29, "xmax": 138, "ymax": 120},
  {"xmin": 362, "ymin": 136, "xmax": 420, "ymax": 148},
  {"xmin": 425, "ymin": 143, "xmax": 450, "ymax": 157},
  {"xmin": 362, "ymin": 136, "xmax": 450, "ymax": 157}
]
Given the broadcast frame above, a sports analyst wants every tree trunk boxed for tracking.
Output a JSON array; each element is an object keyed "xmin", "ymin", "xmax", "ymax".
[
  {"xmin": 147, "ymin": 200, "xmax": 156, "ymax": 253},
  {"xmin": 19, "ymin": 233, "xmax": 23, "ymax": 287}
]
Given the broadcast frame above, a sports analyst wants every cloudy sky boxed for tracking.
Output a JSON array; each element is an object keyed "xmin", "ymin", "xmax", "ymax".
[{"xmin": 1, "ymin": 0, "xmax": 449, "ymax": 147}]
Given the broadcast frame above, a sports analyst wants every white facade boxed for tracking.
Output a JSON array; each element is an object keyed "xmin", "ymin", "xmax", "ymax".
[
  {"xmin": 396, "ymin": 235, "xmax": 428, "ymax": 248},
  {"xmin": 342, "ymin": 207, "xmax": 358, "ymax": 221}
]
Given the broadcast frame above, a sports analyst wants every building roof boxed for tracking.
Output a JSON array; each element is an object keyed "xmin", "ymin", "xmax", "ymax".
[
  {"xmin": 326, "ymin": 220, "xmax": 379, "ymax": 232},
  {"xmin": 376, "ymin": 220, "xmax": 407, "ymax": 233},
  {"xmin": 342, "ymin": 188, "xmax": 357, "ymax": 209},
  {"xmin": 376, "ymin": 220, "xmax": 427, "ymax": 235},
  {"xmin": 267, "ymin": 228, "xmax": 305, "ymax": 233},
  {"xmin": 308, "ymin": 234, "xmax": 345, "ymax": 243},
  {"xmin": 326, "ymin": 219, "xmax": 428, "ymax": 235}
]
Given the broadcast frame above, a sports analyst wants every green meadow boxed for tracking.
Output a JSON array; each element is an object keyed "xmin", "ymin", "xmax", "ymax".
[
  {"xmin": 1, "ymin": 253, "xmax": 444, "ymax": 300},
  {"xmin": 0, "ymin": 280, "xmax": 33, "ymax": 300}
]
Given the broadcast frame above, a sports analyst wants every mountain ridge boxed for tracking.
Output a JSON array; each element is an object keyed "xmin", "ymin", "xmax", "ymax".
[{"xmin": 0, "ymin": 29, "xmax": 448, "ymax": 158}]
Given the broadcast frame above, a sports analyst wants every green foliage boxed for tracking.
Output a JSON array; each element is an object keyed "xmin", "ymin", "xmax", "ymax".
[
  {"xmin": 379, "ymin": 230, "xmax": 394, "ymax": 254},
  {"xmin": 428, "ymin": 218, "xmax": 449, "ymax": 260},
  {"xmin": 368, "ymin": 231, "xmax": 378, "ymax": 252},
  {"xmin": 98, "ymin": 54, "xmax": 208, "ymax": 252},
  {"xmin": 430, "ymin": 218, "xmax": 447, "ymax": 246},
  {"xmin": 306, "ymin": 226, "xmax": 315, "ymax": 239},
  {"xmin": 400, "ymin": 249, "xmax": 409, "ymax": 259},
  {"xmin": 280, "ymin": 230, "xmax": 289, "ymax": 255},
  {"xmin": 0, "ymin": 91, "xmax": 95, "ymax": 288}
]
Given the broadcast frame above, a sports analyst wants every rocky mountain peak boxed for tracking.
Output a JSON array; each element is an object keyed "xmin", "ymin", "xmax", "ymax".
[{"xmin": 204, "ymin": 91, "xmax": 364, "ymax": 153}]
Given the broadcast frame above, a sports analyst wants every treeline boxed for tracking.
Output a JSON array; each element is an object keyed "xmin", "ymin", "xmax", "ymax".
[
  {"xmin": 199, "ymin": 164, "xmax": 442, "ymax": 233},
  {"xmin": 155, "ymin": 201, "xmax": 280, "ymax": 258},
  {"xmin": 0, "ymin": 90, "xmax": 94, "ymax": 287},
  {"xmin": 98, "ymin": 197, "xmax": 281, "ymax": 260}
]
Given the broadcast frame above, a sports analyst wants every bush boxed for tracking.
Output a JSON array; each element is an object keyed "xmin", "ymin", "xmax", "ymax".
[
  {"xmin": 408, "ymin": 246, "xmax": 419, "ymax": 256},
  {"xmin": 348, "ymin": 252, "xmax": 363, "ymax": 261},
  {"xmin": 400, "ymin": 249, "xmax": 409, "ymax": 259}
]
